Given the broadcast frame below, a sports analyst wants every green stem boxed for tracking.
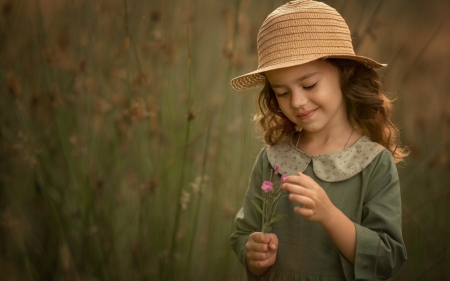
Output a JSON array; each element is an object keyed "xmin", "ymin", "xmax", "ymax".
[
  {"xmin": 353, "ymin": 0, "xmax": 385, "ymax": 52},
  {"xmin": 164, "ymin": 27, "xmax": 195, "ymax": 280},
  {"xmin": 184, "ymin": 115, "xmax": 213, "ymax": 280}
]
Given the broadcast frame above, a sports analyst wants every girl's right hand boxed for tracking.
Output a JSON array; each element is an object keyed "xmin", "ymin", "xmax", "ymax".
[{"xmin": 245, "ymin": 232, "xmax": 278, "ymax": 275}]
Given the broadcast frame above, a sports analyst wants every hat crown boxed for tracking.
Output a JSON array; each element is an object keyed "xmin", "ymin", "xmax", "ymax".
[
  {"xmin": 256, "ymin": 0, "xmax": 354, "ymax": 69},
  {"xmin": 230, "ymin": 0, "xmax": 384, "ymax": 91}
]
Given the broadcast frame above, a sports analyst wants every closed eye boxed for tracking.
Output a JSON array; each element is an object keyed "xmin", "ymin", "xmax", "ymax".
[
  {"xmin": 275, "ymin": 91, "xmax": 289, "ymax": 97},
  {"xmin": 303, "ymin": 83, "xmax": 317, "ymax": 90}
]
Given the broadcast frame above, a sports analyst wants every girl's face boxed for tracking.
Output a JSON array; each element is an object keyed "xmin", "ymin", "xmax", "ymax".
[{"xmin": 265, "ymin": 60, "xmax": 347, "ymax": 134}]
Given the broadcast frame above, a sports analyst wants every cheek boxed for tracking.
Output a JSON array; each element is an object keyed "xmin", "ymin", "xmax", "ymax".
[
  {"xmin": 277, "ymin": 99, "xmax": 291, "ymax": 115},
  {"xmin": 274, "ymin": 96, "xmax": 283, "ymax": 107},
  {"xmin": 321, "ymin": 87, "xmax": 343, "ymax": 108}
]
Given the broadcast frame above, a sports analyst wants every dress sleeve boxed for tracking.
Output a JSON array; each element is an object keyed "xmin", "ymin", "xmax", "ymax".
[
  {"xmin": 230, "ymin": 148, "xmax": 267, "ymax": 281},
  {"xmin": 341, "ymin": 149, "xmax": 407, "ymax": 280}
]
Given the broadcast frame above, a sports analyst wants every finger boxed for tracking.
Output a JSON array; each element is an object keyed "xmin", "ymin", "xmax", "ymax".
[
  {"xmin": 282, "ymin": 183, "xmax": 311, "ymax": 197},
  {"xmin": 284, "ymin": 172, "xmax": 313, "ymax": 184},
  {"xmin": 282, "ymin": 175, "xmax": 301, "ymax": 185},
  {"xmin": 247, "ymin": 233, "xmax": 272, "ymax": 252},
  {"xmin": 294, "ymin": 206, "xmax": 314, "ymax": 218},
  {"xmin": 248, "ymin": 258, "xmax": 274, "ymax": 269},
  {"xmin": 246, "ymin": 250, "xmax": 271, "ymax": 261},
  {"xmin": 288, "ymin": 193, "xmax": 315, "ymax": 208},
  {"xmin": 294, "ymin": 172, "xmax": 316, "ymax": 187},
  {"xmin": 249, "ymin": 232, "xmax": 271, "ymax": 244},
  {"xmin": 246, "ymin": 240, "xmax": 269, "ymax": 253},
  {"xmin": 283, "ymin": 173, "xmax": 312, "ymax": 187}
]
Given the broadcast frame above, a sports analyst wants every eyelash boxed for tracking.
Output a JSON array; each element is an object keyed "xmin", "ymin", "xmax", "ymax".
[
  {"xmin": 303, "ymin": 83, "xmax": 317, "ymax": 90},
  {"xmin": 276, "ymin": 92, "xmax": 288, "ymax": 97},
  {"xmin": 275, "ymin": 83, "xmax": 317, "ymax": 97}
]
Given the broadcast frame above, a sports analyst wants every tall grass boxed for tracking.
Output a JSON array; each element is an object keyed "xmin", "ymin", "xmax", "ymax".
[{"xmin": 1, "ymin": 0, "xmax": 450, "ymax": 280}]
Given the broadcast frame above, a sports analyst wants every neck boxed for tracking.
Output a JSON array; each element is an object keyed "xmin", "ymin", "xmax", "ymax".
[
  {"xmin": 296, "ymin": 124, "xmax": 357, "ymax": 155},
  {"xmin": 302, "ymin": 123, "xmax": 353, "ymax": 143}
]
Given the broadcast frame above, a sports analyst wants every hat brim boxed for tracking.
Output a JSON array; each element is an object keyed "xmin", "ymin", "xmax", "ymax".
[{"xmin": 231, "ymin": 55, "xmax": 386, "ymax": 91}]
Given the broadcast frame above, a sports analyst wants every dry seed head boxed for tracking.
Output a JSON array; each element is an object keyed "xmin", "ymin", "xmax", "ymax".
[
  {"xmin": 153, "ymin": 29, "xmax": 163, "ymax": 41},
  {"xmin": 187, "ymin": 108, "xmax": 197, "ymax": 121},
  {"xmin": 1, "ymin": 208, "xmax": 32, "ymax": 246},
  {"xmin": 85, "ymin": 77, "xmax": 98, "ymax": 94},
  {"xmin": 150, "ymin": 10, "xmax": 161, "ymax": 22},
  {"xmin": 69, "ymin": 134, "xmax": 78, "ymax": 146},
  {"xmin": 230, "ymin": 50, "xmax": 243, "ymax": 69},
  {"xmin": 58, "ymin": 27, "xmax": 71, "ymax": 51},
  {"xmin": 222, "ymin": 40, "xmax": 234, "ymax": 59},
  {"xmin": 7, "ymin": 74, "xmax": 21, "ymax": 97},
  {"xmin": 14, "ymin": 131, "xmax": 39, "ymax": 167},
  {"xmin": 42, "ymin": 46, "xmax": 75, "ymax": 70},
  {"xmin": 150, "ymin": 178, "xmax": 158, "ymax": 193},
  {"xmin": 95, "ymin": 97, "xmax": 112, "ymax": 114},
  {"xmin": 127, "ymin": 173, "xmax": 138, "ymax": 191},
  {"xmin": 114, "ymin": 115, "xmax": 132, "ymax": 145},
  {"xmin": 1, "ymin": 208, "xmax": 20, "ymax": 229},
  {"xmin": 89, "ymin": 226, "xmax": 98, "ymax": 236},
  {"xmin": 190, "ymin": 175, "xmax": 209, "ymax": 193},
  {"xmin": 129, "ymin": 98, "xmax": 149, "ymax": 122},
  {"xmin": 138, "ymin": 72, "xmax": 148, "ymax": 85},
  {"xmin": 112, "ymin": 92, "xmax": 127, "ymax": 107},
  {"xmin": 59, "ymin": 244, "xmax": 72, "ymax": 271},
  {"xmin": 139, "ymin": 179, "xmax": 158, "ymax": 194},
  {"xmin": 428, "ymin": 148, "xmax": 448, "ymax": 167},
  {"xmin": 180, "ymin": 190, "xmax": 191, "ymax": 210},
  {"xmin": 78, "ymin": 59, "xmax": 87, "ymax": 73},
  {"xmin": 2, "ymin": 2, "xmax": 13, "ymax": 16},
  {"xmin": 44, "ymin": 84, "xmax": 63, "ymax": 108},
  {"xmin": 147, "ymin": 93, "xmax": 160, "ymax": 136},
  {"xmin": 222, "ymin": 201, "xmax": 235, "ymax": 219}
]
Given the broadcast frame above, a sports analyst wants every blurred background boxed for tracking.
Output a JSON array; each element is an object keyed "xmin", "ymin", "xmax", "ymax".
[{"xmin": 1, "ymin": 0, "xmax": 449, "ymax": 280}]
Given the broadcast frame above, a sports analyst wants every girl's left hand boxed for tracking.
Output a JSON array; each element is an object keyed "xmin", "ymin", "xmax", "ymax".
[{"xmin": 282, "ymin": 172, "xmax": 335, "ymax": 225}]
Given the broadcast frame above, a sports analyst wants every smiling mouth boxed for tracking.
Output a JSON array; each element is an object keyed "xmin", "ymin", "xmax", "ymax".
[{"xmin": 298, "ymin": 108, "xmax": 318, "ymax": 119}]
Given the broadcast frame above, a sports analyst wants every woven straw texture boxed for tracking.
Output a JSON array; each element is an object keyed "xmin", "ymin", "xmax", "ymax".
[{"xmin": 231, "ymin": 0, "xmax": 385, "ymax": 91}]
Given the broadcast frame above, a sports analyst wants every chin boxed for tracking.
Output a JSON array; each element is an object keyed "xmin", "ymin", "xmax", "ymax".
[{"xmin": 301, "ymin": 125, "xmax": 324, "ymax": 133}]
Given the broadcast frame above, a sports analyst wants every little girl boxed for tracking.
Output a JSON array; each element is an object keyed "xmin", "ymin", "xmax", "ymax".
[{"xmin": 230, "ymin": 1, "xmax": 408, "ymax": 280}]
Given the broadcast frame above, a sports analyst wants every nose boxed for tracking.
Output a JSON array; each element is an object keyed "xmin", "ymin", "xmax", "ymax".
[{"xmin": 290, "ymin": 89, "xmax": 308, "ymax": 108}]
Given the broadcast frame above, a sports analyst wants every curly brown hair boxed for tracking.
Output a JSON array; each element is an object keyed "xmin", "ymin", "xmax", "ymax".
[{"xmin": 255, "ymin": 58, "xmax": 408, "ymax": 162}]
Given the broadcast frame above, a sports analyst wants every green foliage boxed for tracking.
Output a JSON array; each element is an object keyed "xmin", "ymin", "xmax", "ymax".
[{"xmin": 251, "ymin": 200, "xmax": 264, "ymax": 215}]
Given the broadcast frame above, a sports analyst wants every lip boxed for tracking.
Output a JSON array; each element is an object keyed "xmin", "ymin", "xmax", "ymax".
[{"xmin": 297, "ymin": 108, "xmax": 318, "ymax": 119}]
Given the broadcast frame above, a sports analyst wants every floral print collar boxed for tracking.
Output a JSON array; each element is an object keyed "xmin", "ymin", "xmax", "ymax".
[{"xmin": 266, "ymin": 135, "xmax": 385, "ymax": 182}]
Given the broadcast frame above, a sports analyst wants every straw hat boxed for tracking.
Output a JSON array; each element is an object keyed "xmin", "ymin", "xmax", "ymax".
[{"xmin": 231, "ymin": 0, "xmax": 386, "ymax": 91}]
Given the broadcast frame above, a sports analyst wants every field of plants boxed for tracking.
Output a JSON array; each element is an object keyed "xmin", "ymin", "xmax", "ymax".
[{"xmin": 1, "ymin": 0, "xmax": 449, "ymax": 280}]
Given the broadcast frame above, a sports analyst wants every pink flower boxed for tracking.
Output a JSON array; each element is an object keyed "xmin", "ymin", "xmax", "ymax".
[
  {"xmin": 281, "ymin": 174, "xmax": 287, "ymax": 182},
  {"xmin": 261, "ymin": 181, "xmax": 273, "ymax": 193},
  {"xmin": 275, "ymin": 165, "xmax": 280, "ymax": 174}
]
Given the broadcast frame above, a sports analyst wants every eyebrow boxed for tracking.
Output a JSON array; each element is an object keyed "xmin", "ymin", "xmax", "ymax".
[{"xmin": 270, "ymin": 72, "xmax": 319, "ymax": 88}]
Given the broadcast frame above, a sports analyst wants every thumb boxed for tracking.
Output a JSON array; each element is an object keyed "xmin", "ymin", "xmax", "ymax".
[{"xmin": 267, "ymin": 233, "xmax": 278, "ymax": 251}]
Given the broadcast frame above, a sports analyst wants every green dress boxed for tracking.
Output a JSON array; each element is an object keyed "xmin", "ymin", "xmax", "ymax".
[{"xmin": 230, "ymin": 136, "xmax": 407, "ymax": 281}]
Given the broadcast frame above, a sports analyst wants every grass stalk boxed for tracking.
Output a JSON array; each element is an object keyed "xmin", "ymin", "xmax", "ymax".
[
  {"xmin": 164, "ymin": 27, "xmax": 195, "ymax": 280},
  {"xmin": 17, "ymin": 229, "xmax": 36, "ymax": 281},
  {"xmin": 381, "ymin": 45, "xmax": 405, "ymax": 84},
  {"xmin": 123, "ymin": 0, "xmax": 144, "ymax": 76},
  {"xmin": 338, "ymin": 0, "xmax": 349, "ymax": 16},
  {"xmin": 353, "ymin": 0, "xmax": 385, "ymax": 52},
  {"xmin": 403, "ymin": 188, "xmax": 450, "ymax": 222},
  {"xmin": 7, "ymin": 97, "xmax": 71, "ymax": 279},
  {"xmin": 396, "ymin": 23, "xmax": 442, "ymax": 91},
  {"xmin": 184, "ymin": 115, "xmax": 213, "ymax": 280},
  {"xmin": 413, "ymin": 246, "xmax": 450, "ymax": 281},
  {"xmin": 8, "ymin": 82, "xmax": 74, "ymax": 278}
]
